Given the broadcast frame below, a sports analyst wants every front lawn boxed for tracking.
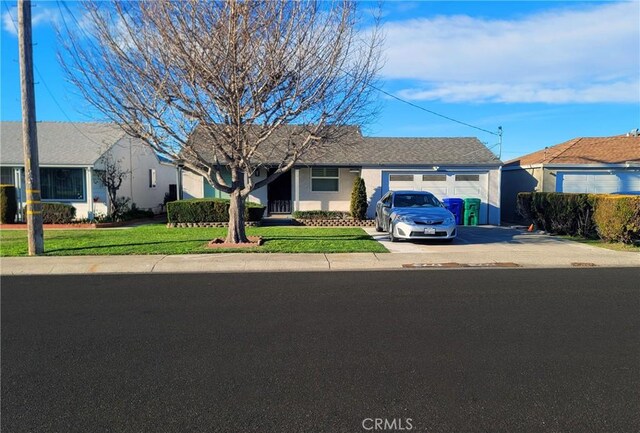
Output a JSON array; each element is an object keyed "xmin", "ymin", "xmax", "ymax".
[
  {"xmin": 0, "ymin": 224, "xmax": 388, "ymax": 256},
  {"xmin": 561, "ymin": 236, "xmax": 640, "ymax": 252}
]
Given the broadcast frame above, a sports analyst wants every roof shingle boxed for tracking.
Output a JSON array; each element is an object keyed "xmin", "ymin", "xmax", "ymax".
[
  {"xmin": 0, "ymin": 122, "xmax": 125, "ymax": 165},
  {"xmin": 506, "ymin": 135, "xmax": 640, "ymax": 166},
  {"xmin": 187, "ymin": 125, "xmax": 501, "ymax": 166}
]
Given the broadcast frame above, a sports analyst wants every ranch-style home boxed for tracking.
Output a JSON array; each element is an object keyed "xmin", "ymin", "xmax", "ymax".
[
  {"xmin": 0, "ymin": 122, "xmax": 176, "ymax": 220},
  {"xmin": 182, "ymin": 126, "xmax": 503, "ymax": 225},
  {"xmin": 501, "ymin": 130, "xmax": 640, "ymax": 223}
]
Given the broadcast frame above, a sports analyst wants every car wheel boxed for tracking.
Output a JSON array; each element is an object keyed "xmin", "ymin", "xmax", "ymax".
[
  {"xmin": 375, "ymin": 214, "xmax": 383, "ymax": 232},
  {"xmin": 388, "ymin": 220, "xmax": 397, "ymax": 242}
]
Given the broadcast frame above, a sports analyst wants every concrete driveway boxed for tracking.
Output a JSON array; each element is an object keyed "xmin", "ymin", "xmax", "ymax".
[{"xmin": 363, "ymin": 225, "xmax": 640, "ymax": 267}]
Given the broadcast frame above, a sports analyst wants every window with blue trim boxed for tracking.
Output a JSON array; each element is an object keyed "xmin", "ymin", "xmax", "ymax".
[{"xmin": 40, "ymin": 168, "xmax": 85, "ymax": 200}]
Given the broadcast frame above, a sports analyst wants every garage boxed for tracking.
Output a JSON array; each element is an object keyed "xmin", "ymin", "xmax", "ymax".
[
  {"xmin": 384, "ymin": 171, "xmax": 493, "ymax": 224},
  {"xmin": 557, "ymin": 171, "xmax": 640, "ymax": 194}
]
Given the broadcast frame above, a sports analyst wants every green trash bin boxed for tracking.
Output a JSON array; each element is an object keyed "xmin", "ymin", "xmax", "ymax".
[{"xmin": 463, "ymin": 198, "xmax": 481, "ymax": 226}]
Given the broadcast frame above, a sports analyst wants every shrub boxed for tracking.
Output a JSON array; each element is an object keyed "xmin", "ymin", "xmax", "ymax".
[
  {"xmin": 121, "ymin": 202, "xmax": 154, "ymax": 221},
  {"xmin": 517, "ymin": 192, "xmax": 596, "ymax": 237},
  {"xmin": 167, "ymin": 198, "xmax": 265, "ymax": 223},
  {"xmin": 21, "ymin": 202, "xmax": 76, "ymax": 224},
  {"xmin": 350, "ymin": 177, "xmax": 368, "ymax": 220},
  {"xmin": 0, "ymin": 185, "xmax": 18, "ymax": 224},
  {"xmin": 111, "ymin": 197, "xmax": 131, "ymax": 221},
  {"xmin": 292, "ymin": 210, "xmax": 351, "ymax": 220},
  {"xmin": 592, "ymin": 195, "xmax": 640, "ymax": 244}
]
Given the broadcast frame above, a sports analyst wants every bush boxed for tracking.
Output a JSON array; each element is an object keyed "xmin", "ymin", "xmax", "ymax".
[
  {"xmin": 120, "ymin": 202, "xmax": 154, "ymax": 221},
  {"xmin": 167, "ymin": 198, "xmax": 265, "ymax": 223},
  {"xmin": 21, "ymin": 202, "xmax": 76, "ymax": 224},
  {"xmin": 592, "ymin": 195, "xmax": 640, "ymax": 244},
  {"xmin": 350, "ymin": 177, "xmax": 368, "ymax": 220},
  {"xmin": 517, "ymin": 192, "xmax": 640, "ymax": 244},
  {"xmin": 0, "ymin": 185, "xmax": 18, "ymax": 224},
  {"xmin": 517, "ymin": 192, "xmax": 596, "ymax": 237},
  {"xmin": 292, "ymin": 210, "xmax": 351, "ymax": 220}
]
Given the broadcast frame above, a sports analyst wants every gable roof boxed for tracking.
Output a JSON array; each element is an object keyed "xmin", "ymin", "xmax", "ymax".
[
  {"xmin": 186, "ymin": 125, "xmax": 501, "ymax": 167},
  {"xmin": 505, "ymin": 135, "xmax": 640, "ymax": 167},
  {"xmin": 0, "ymin": 121, "xmax": 126, "ymax": 166}
]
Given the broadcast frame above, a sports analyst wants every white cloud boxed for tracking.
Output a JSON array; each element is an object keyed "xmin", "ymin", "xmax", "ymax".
[
  {"xmin": 2, "ymin": 10, "xmax": 18, "ymax": 36},
  {"xmin": 2, "ymin": 6, "xmax": 60, "ymax": 37},
  {"xmin": 382, "ymin": 2, "xmax": 640, "ymax": 103}
]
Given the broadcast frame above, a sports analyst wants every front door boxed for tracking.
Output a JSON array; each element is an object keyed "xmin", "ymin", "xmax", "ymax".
[{"xmin": 267, "ymin": 169, "xmax": 292, "ymax": 214}]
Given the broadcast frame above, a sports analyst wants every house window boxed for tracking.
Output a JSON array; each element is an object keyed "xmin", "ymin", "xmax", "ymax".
[
  {"xmin": 422, "ymin": 174, "xmax": 447, "ymax": 182},
  {"xmin": 40, "ymin": 168, "xmax": 85, "ymax": 201},
  {"xmin": 455, "ymin": 174, "xmax": 480, "ymax": 182},
  {"xmin": 389, "ymin": 174, "xmax": 413, "ymax": 182},
  {"xmin": 1, "ymin": 167, "xmax": 14, "ymax": 185},
  {"xmin": 149, "ymin": 169, "xmax": 157, "ymax": 188},
  {"xmin": 311, "ymin": 167, "xmax": 339, "ymax": 192}
]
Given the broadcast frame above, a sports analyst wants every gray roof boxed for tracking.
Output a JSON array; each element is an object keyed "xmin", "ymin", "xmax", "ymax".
[
  {"xmin": 313, "ymin": 137, "xmax": 502, "ymax": 166},
  {"xmin": 186, "ymin": 125, "xmax": 501, "ymax": 167},
  {"xmin": 0, "ymin": 122, "xmax": 126, "ymax": 166}
]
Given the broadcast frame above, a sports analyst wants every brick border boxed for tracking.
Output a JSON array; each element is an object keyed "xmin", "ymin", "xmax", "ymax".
[
  {"xmin": 294, "ymin": 219, "xmax": 375, "ymax": 227},
  {"xmin": 167, "ymin": 221, "xmax": 262, "ymax": 228}
]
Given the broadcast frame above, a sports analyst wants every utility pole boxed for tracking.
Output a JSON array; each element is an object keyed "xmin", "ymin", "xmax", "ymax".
[
  {"xmin": 497, "ymin": 126, "xmax": 503, "ymax": 160},
  {"xmin": 18, "ymin": 0, "xmax": 44, "ymax": 255}
]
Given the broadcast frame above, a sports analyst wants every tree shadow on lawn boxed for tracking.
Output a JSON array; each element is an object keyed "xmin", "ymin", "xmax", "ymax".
[
  {"xmin": 44, "ymin": 238, "xmax": 213, "ymax": 254},
  {"xmin": 261, "ymin": 235, "xmax": 373, "ymax": 242}
]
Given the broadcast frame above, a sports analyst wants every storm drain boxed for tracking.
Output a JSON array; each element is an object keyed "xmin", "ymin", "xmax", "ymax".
[
  {"xmin": 571, "ymin": 262, "xmax": 598, "ymax": 267},
  {"xmin": 402, "ymin": 262, "xmax": 521, "ymax": 269}
]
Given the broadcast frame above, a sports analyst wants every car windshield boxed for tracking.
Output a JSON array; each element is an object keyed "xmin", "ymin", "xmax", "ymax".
[{"xmin": 393, "ymin": 194, "xmax": 441, "ymax": 208}]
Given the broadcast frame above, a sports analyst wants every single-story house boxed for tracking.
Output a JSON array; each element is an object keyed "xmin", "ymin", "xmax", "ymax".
[
  {"xmin": 182, "ymin": 126, "xmax": 503, "ymax": 225},
  {"xmin": 0, "ymin": 121, "xmax": 176, "ymax": 220},
  {"xmin": 501, "ymin": 130, "xmax": 640, "ymax": 222}
]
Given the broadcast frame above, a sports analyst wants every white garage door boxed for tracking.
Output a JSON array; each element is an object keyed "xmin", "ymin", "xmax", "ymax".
[
  {"xmin": 558, "ymin": 171, "xmax": 640, "ymax": 194},
  {"xmin": 388, "ymin": 173, "xmax": 486, "ymax": 200}
]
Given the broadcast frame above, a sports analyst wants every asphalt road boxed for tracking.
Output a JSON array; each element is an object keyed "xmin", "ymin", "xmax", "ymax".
[{"xmin": 2, "ymin": 268, "xmax": 639, "ymax": 433}]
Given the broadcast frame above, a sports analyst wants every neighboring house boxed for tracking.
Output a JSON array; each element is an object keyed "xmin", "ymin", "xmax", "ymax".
[
  {"xmin": 0, "ymin": 122, "xmax": 176, "ymax": 220},
  {"xmin": 501, "ymin": 130, "xmax": 640, "ymax": 223},
  {"xmin": 182, "ymin": 126, "xmax": 503, "ymax": 224}
]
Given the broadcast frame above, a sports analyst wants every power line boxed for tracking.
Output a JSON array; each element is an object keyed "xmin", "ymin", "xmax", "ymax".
[
  {"xmin": 367, "ymin": 81, "xmax": 499, "ymax": 136},
  {"xmin": 8, "ymin": 1, "xmax": 500, "ymax": 146}
]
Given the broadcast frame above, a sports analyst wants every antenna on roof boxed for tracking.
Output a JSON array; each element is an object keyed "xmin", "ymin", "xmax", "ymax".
[{"xmin": 498, "ymin": 126, "xmax": 503, "ymax": 159}]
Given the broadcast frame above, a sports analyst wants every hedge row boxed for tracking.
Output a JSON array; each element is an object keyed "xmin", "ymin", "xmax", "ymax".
[
  {"xmin": 20, "ymin": 202, "xmax": 77, "ymax": 224},
  {"xmin": 0, "ymin": 185, "xmax": 18, "ymax": 223},
  {"xmin": 166, "ymin": 198, "xmax": 265, "ymax": 223},
  {"xmin": 517, "ymin": 192, "xmax": 640, "ymax": 244}
]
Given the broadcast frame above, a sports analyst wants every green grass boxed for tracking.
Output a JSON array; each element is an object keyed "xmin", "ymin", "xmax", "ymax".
[
  {"xmin": 561, "ymin": 236, "xmax": 640, "ymax": 252},
  {"xmin": 0, "ymin": 224, "xmax": 388, "ymax": 256}
]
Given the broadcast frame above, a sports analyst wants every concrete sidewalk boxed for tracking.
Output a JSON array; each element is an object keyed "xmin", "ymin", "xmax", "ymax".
[{"xmin": 1, "ymin": 246, "xmax": 638, "ymax": 275}]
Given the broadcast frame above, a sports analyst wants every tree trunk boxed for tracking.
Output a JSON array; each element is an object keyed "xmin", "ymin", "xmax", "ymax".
[{"xmin": 226, "ymin": 190, "xmax": 248, "ymax": 243}]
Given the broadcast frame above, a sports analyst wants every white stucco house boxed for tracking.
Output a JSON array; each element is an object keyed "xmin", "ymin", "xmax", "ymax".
[
  {"xmin": 0, "ymin": 122, "xmax": 176, "ymax": 220},
  {"xmin": 182, "ymin": 126, "xmax": 503, "ymax": 225}
]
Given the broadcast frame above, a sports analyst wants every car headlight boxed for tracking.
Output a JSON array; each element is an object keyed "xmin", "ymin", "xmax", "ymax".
[
  {"xmin": 444, "ymin": 216, "xmax": 455, "ymax": 225},
  {"xmin": 394, "ymin": 214, "xmax": 411, "ymax": 223}
]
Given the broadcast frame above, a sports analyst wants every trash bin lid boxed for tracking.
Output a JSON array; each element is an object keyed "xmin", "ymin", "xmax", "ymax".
[
  {"xmin": 463, "ymin": 198, "xmax": 481, "ymax": 207},
  {"xmin": 443, "ymin": 197, "xmax": 464, "ymax": 204}
]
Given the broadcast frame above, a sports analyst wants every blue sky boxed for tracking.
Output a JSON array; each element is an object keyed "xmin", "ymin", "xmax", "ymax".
[{"xmin": 1, "ymin": 1, "xmax": 638, "ymax": 161}]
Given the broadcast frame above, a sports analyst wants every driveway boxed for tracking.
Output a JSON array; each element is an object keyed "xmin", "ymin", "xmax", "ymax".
[{"xmin": 364, "ymin": 225, "xmax": 640, "ymax": 267}]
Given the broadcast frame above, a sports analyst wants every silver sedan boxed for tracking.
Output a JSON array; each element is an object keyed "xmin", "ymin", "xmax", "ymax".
[{"xmin": 375, "ymin": 190, "xmax": 457, "ymax": 242}]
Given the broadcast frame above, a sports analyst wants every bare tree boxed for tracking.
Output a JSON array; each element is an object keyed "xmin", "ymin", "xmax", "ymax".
[
  {"xmin": 94, "ymin": 152, "xmax": 130, "ymax": 219},
  {"xmin": 60, "ymin": 0, "xmax": 382, "ymax": 243}
]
